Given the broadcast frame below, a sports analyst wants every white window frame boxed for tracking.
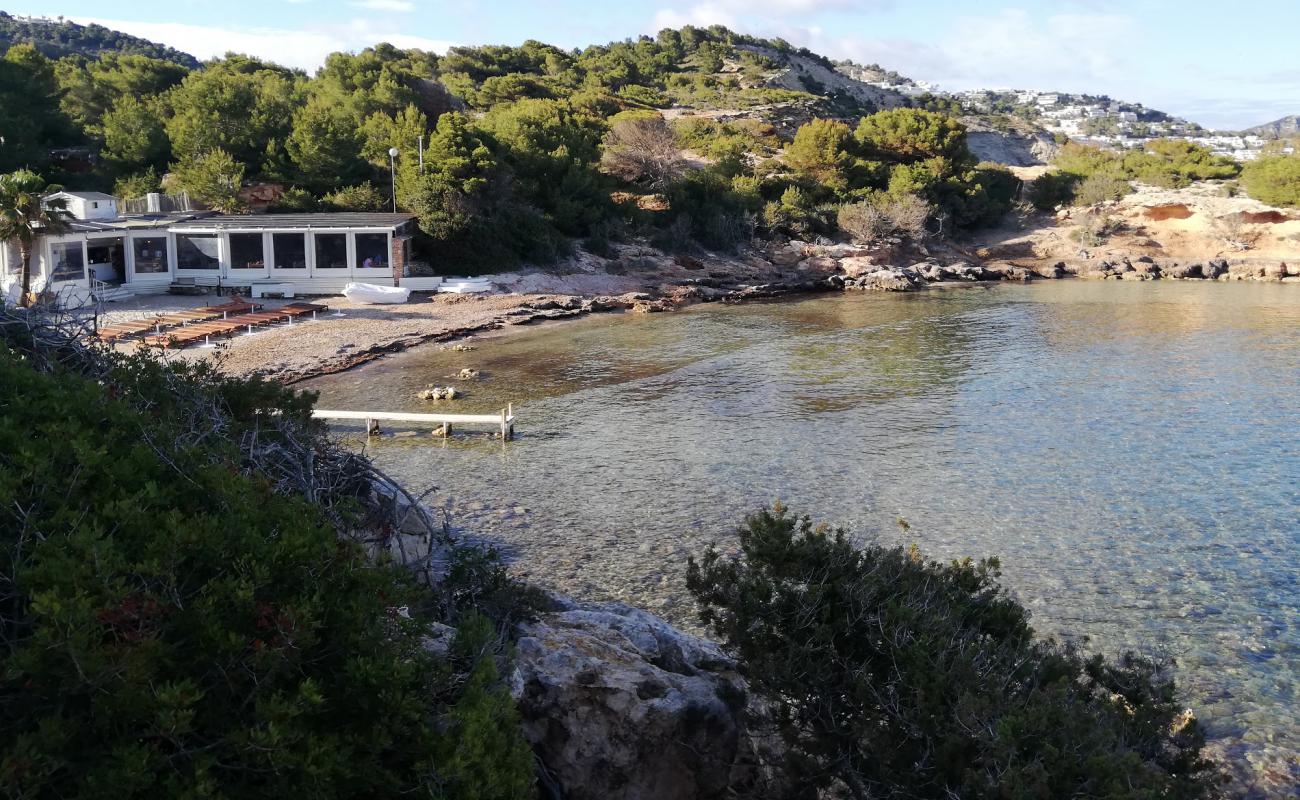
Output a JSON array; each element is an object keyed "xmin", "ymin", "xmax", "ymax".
[
  {"xmin": 352, "ymin": 230, "xmax": 393, "ymax": 280},
  {"xmin": 309, "ymin": 229, "xmax": 353, "ymax": 278},
  {"xmin": 47, "ymin": 237, "xmax": 88, "ymax": 285},
  {"xmin": 127, "ymin": 232, "xmax": 173, "ymax": 283},
  {"xmin": 170, "ymin": 229, "xmax": 223, "ymax": 276},
  {"xmin": 267, "ymin": 230, "xmax": 311, "ymax": 276},
  {"xmin": 223, "ymin": 231, "xmax": 271, "ymax": 280}
]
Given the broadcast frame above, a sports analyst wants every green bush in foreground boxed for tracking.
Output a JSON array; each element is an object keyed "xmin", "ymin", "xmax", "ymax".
[
  {"xmin": 687, "ymin": 505, "xmax": 1226, "ymax": 800},
  {"xmin": 0, "ymin": 341, "xmax": 534, "ymax": 799}
]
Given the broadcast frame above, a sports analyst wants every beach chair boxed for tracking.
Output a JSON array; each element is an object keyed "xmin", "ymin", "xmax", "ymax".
[{"xmin": 96, "ymin": 317, "xmax": 166, "ymax": 342}]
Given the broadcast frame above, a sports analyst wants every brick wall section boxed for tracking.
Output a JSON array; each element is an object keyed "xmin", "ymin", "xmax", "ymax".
[{"xmin": 391, "ymin": 235, "xmax": 409, "ymax": 286}]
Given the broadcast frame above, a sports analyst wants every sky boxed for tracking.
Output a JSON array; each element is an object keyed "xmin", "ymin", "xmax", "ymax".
[{"xmin": 14, "ymin": 1, "xmax": 1299, "ymax": 130}]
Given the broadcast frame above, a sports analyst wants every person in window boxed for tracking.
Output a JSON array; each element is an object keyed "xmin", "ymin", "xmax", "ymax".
[{"xmin": 363, "ymin": 256, "xmax": 375, "ymax": 269}]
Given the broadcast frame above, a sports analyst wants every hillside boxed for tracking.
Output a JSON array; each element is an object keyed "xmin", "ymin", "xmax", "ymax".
[
  {"xmin": 1246, "ymin": 114, "xmax": 1300, "ymax": 139},
  {"xmin": 0, "ymin": 11, "xmax": 199, "ymax": 67}
]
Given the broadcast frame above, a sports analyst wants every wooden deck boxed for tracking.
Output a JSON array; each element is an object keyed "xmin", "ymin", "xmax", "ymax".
[{"xmin": 313, "ymin": 405, "xmax": 516, "ymax": 440}]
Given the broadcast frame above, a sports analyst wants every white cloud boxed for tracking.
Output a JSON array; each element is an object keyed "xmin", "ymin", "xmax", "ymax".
[
  {"xmin": 67, "ymin": 16, "xmax": 454, "ymax": 72},
  {"xmin": 351, "ymin": 0, "xmax": 417, "ymax": 11}
]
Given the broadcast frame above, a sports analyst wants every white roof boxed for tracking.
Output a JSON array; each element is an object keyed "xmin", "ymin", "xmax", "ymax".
[{"xmin": 48, "ymin": 191, "xmax": 117, "ymax": 202}]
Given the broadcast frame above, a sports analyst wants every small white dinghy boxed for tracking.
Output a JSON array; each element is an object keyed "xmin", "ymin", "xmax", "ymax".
[
  {"xmin": 342, "ymin": 282, "xmax": 411, "ymax": 304},
  {"xmin": 437, "ymin": 277, "xmax": 494, "ymax": 294}
]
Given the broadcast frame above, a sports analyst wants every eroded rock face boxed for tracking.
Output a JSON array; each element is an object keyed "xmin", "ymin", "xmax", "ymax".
[{"xmin": 514, "ymin": 602, "xmax": 753, "ymax": 800}]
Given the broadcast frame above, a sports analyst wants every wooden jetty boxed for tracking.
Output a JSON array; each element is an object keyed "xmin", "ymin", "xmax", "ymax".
[{"xmin": 313, "ymin": 404, "xmax": 515, "ymax": 440}]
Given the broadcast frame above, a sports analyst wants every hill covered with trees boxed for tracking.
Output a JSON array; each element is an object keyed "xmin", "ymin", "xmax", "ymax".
[
  {"xmin": 0, "ymin": 12, "xmax": 199, "ymax": 67},
  {"xmin": 3, "ymin": 19, "xmax": 1296, "ymax": 272}
]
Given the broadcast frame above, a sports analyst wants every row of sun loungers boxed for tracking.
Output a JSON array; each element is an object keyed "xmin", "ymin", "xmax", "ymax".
[
  {"xmin": 95, "ymin": 299, "xmax": 263, "ymax": 343},
  {"xmin": 143, "ymin": 303, "xmax": 329, "ymax": 349}
]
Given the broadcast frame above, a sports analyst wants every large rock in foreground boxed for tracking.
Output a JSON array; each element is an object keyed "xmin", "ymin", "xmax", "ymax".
[{"xmin": 514, "ymin": 602, "xmax": 756, "ymax": 800}]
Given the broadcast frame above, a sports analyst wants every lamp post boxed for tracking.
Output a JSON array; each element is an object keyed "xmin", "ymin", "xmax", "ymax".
[{"xmin": 387, "ymin": 147, "xmax": 400, "ymax": 212}]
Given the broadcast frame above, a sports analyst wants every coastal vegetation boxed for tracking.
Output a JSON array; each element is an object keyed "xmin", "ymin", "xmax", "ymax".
[
  {"xmin": 1030, "ymin": 140, "xmax": 1242, "ymax": 210},
  {"xmin": 1241, "ymin": 153, "xmax": 1300, "ymax": 208},
  {"xmin": 687, "ymin": 505, "xmax": 1227, "ymax": 799},
  {"xmin": 0, "ymin": 310, "xmax": 536, "ymax": 798}
]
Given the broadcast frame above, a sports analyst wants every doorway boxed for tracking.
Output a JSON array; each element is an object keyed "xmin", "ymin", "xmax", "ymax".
[{"xmin": 86, "ymin": 237, "xmax": 126, "ymax": 285}]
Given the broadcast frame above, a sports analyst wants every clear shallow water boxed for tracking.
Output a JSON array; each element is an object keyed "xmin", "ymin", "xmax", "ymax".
[{"xmin": 304, "ymin": 282, "xmax": 1300, "ymax": 793}]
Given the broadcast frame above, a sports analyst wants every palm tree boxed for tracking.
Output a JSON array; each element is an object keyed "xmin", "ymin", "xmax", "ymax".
[{"xmin": 0, "ymin": 170, "xmax": 71, "ymax": 307}]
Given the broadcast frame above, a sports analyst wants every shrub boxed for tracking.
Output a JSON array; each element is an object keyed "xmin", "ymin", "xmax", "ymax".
[
  {"xmin": 837, "ymin": 192, "xmax": 931, "ymax": 243},
  {"xmin": 687, "ymin": 505, "xmax": 1226, "ymax": 800},
  {"xmin": 1241, "ymin": 154, "xmax": 1300, "ymax": 208},
  {"xmin": 268, "ymin": 185, "xmax": 322, "ymax": 212},
  {"xmin": 836, "ymin": 200, "xmax": 892, "ymax": 243},
  {"xmin": 1027, "ymin": 171, "xmax": 1079, "ymax": 211},
  {"xmin": 599, "ymin": 115, "xmax": 686, "ymax": 189},
  {"xmin": 168, "ymin": 148, "xmax": 245, "ymax": 213},
  {"xmin": 854, "ymin": 108, "xmax": 971, "ymax": 166},
  {"xmin": 785, "ymin": 118, "xmax": 855, "ymax": 194},
  {"xmin": 112, "ymin": 167, "xmax": 161, "ymax": 200},
  {"xmin": 323, "ymin": 180, "xmax": 389, "ymax": 212},
  {"xmin": 1074, "ymin": 172, "xmax": 1133, "ymax": 206},
  {"xmin": 0, "ymin": 329, "xmax": 535, "ymax": 799},
  {"xmin": 760, "ymin": 185, "xmax": 828, "ymax": 238},
  {"xmin": 1123, "ymin": 140, "xmax": 1239, "ymax": 189},
  {"xmin": 1071, "ymin": 212, "xmax": 1122, "ymax": 247},
  {"xmin": 1052, "ymin": 142, "xmax": 1124, "ymax": 178}
]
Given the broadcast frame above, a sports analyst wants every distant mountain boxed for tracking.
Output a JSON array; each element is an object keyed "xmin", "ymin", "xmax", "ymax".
[
  {"xmin": 1245, "ymin": 115, "xmax": 1300, "ymax": 139},
  {"xmin": 0, "ymin": 11, "xmax": 199, "ymax": 67}
]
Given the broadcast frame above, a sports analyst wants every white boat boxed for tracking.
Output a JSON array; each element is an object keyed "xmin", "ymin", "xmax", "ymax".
[
  {"xmin": 437, "ymin": 278, "xmax": 494, "ymax": 294},
  {"xmin": 342, "ymin": 282, "xmax": 411, "ymax": 304}
]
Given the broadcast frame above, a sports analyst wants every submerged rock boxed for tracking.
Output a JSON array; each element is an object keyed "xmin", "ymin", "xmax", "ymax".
[{"xmin": 417, "ymin": 386, "xmax": 458, "ymax": 401}]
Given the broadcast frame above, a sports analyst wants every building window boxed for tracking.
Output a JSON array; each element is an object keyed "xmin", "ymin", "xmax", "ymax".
[
  {"xmin": 313, "ymin": 233, "xmax": 347, "ymax": 270},
  {"xmin": 271, "ymin": 233, "xmax": 306, "ymax": 269},
  {"xmin": 50, "ymin": 241, "xmax": 85, "ymax": 282},
  {"xmin": 176, "ymin": 234, "xmax": 220, "ymax": 270},
  {"xmin": 354, "ymin": 233, "xmax": 388, "ymax": 270},
  {"xmin": 228, "ymin": 233, "xmax": 265, "ymax": 270},
  {"xmin": 132, "ymin": 236, "xmax": 169, "ymax": 274}
]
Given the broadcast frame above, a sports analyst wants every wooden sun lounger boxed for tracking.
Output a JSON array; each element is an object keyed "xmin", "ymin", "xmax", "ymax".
[
  {"xmin": 156, "ymin": 299, "xmax": 262, "ymax": 326},
  {"xmin": 98, "ymin": 299, "xmax": 264, "ymax": 342},
  {"xmin": 144, "ymin": 319, "xmax": 245, "ymax": 348},
  {"xmin": 143, "ymin": 302, "xmax": 326, "ymax": 349},
  {"xmin": 279, "ymin": 302, "xmax": 327, "ymax": 319},
  {"xmin": 97, "ymin": 316, "xmax": 167, "ymax": 342}
]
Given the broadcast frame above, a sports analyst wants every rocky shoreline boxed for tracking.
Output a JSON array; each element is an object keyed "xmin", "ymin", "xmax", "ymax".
[{"xmin": 159, "ymin": 225, "xmax": 1296, "ymax": 389}]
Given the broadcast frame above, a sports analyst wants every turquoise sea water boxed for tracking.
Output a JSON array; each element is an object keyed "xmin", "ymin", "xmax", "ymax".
[{"xmin": 304, "ymin": 282, "xmax": 1299, "ymax": 794}]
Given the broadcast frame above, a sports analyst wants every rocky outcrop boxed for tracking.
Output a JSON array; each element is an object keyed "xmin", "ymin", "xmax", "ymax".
[
  {"xmin": 740, "ymin": 44, "xmax": 909, "ymax": 112},
  {"xmin": 514, "ymin": 601, "xmax": 765, "ymax": 800},
  {"xmin": 964, "ymin": 122, "xmax": 1059, "ymax": 167}
]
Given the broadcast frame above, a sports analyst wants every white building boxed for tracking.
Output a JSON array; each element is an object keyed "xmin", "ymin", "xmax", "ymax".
[
  {"xmin": 1, "ymin": 197, "xmax": 422, "ymax": 306},
  {"xmin": 44, "ymin": 191, "xmax": 118, "ymax": 221}
]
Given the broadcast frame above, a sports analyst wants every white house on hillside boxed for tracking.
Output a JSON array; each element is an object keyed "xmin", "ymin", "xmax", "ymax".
[{"xmin": 44, "ymin": 191, "xmax": 119, "ymax": 221}]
